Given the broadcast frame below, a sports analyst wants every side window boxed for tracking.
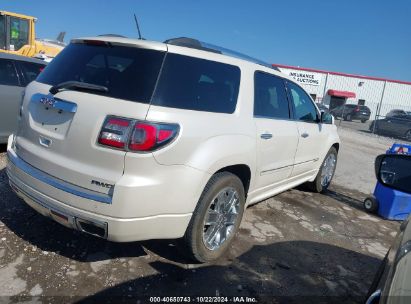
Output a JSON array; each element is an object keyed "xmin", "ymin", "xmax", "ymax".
[
  {"xmin": 9, "ymin": 17, "xmax": 29, "ymax": 51},
  {"xmin": 288, "ymin": 81, "xmax": 318, "ymax": 122},
  {"xmin": 254, "ymin": 72, "xmax": 290, "ymax": 119},
  {"xmin": 0, "ymin": 59, "xmax": 19, "ymax": 86},
  {"xmin": 19, "ymin": 61, "xmax": 45, "ymax": 86},
  {"xmin": 152, "ymin": 53, "xmax": 241, "ymax": 114}
]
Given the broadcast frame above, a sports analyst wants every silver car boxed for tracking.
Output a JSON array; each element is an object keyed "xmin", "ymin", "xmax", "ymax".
[{"xmin": 0, "ymin": 53, "xmax": 46, "ymax": 143}]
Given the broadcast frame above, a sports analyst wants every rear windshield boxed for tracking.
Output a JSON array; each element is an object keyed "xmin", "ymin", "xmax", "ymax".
[
  {"xmin": 37, "ymin": 43, "xmax": 241, "ymax": 113},
  {"xmin": 152, "ymin": 53, "xmax": 241, "ymax": 114},
  {"xmin": 37, "ymin": 43, "xmax": 165, "ymax": 103}
]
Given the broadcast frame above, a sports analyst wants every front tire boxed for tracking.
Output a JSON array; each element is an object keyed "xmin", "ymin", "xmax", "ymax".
[
  {"xmin": 184, "ymin": 172, "xmax": 245, "ymax": 263},
  {"xmin": 361, "ymin": 119, "xmax": 367, "ymax": 123},
  {"xmin": 306, "ymin": 147, "xmax": 338, "ymax": 193}
]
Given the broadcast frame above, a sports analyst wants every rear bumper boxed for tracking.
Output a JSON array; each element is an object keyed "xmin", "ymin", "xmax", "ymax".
[{"xmin": 6, "ymin": 135, "xmax": 194, "ymax": 242}]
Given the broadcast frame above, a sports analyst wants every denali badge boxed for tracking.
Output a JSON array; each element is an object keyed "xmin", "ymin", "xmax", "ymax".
[{"xmin": 91, "ymin": 180, "xmax": 114, "ymax": 189}]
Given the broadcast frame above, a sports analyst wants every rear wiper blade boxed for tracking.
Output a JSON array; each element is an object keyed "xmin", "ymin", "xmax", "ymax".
[{"xmin": 49, "ymin": 81, "xmax": 109, "ymax": 95}]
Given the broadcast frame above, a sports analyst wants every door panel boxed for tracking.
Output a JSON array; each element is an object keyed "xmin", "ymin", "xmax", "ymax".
[
  {"xmin": 292, "ymin": 122, "xmax": 326, "ymax": 176},
  {"xmin": 255, "ymin": 119, "xmax": 299, "ymax": 189},
  {"xmin": 253, "ymin": 71, "xmax": 298, "ymax": 190},
  {"xmin": 0, "ymin": 59, "xmax": 22, "ymax": 142},
  {"xmin": 0, "ymin": 84, "xmax": 23, "ymax": 142},
  {"xmin": 286, "ymin": 81, "xmax": 324, "ymax": 176}
]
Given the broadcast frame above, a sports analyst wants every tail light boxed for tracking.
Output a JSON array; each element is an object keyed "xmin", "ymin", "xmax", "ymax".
[
  {"xmin": 98, "ymin": 116, "xmax": 179, "ymax": 152},
  {"xmin": 354, "ymin": 107, "xmax": 360, "ymax": 112}
]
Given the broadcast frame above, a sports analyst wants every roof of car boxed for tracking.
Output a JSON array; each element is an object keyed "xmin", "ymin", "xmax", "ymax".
[
  {"xmin": 72, "ymin": 36, "xmax": 284, "ymax": 74},
  {"xmin": 0, "ymin": 52, "xmax": 47, "ymax": 65}
]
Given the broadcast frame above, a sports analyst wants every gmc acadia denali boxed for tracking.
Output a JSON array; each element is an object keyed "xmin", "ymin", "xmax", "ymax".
[{"xmin": 7, "ymin": 36, "xmax": 340, "ymax": 262}]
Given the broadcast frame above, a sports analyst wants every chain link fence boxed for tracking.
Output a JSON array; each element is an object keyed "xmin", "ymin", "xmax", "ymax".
[{"xmin": 315, "ymin": 78, "xmax": 411, "ymax": 143}]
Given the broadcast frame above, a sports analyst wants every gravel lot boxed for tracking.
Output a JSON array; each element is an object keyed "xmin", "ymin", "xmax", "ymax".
[{"xmin": 0, "ymin": 128, "xmax": 403, "ymax": 303}]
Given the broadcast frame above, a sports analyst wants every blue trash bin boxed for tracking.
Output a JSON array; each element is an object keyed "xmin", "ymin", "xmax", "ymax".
[{"xmin": 363, "ymin": 143, "xmax": 411, "ymax": 220}]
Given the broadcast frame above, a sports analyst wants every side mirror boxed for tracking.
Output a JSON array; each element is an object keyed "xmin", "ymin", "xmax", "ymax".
[
  {"xmin": 321, "ymin": 111, "xmax": 334, "ymax": 124},
  {"xmin": 375, "ymin": 154, "xmax": 411, "ymax": 194}
]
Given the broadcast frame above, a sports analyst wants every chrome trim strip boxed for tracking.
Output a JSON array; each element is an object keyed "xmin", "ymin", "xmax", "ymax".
[
  {"xmin": 261, "ymin": 164, "xmax": 292, "ymax": 175},
  {"xmin": 260, "ymin": 158, "xmax": 319, "ymax": 175},
  {"xmin": 7, "ymin": 151, "xmax": 112, "ymax": 204},
  {"xmin": 8, "ymin": 177, "xmax": 108, "ymax": 239},
  {"xmin": 31, "ymin": 93, "xmax": 78, "ymax": 113},
  {"xmin": 294, "ymin": 158, "xmax": 319, "ymax": 165}
]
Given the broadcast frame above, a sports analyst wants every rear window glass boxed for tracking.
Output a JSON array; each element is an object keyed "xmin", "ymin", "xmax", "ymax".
[
  {"xmin": 152, "ymin": 53, "xmax": 240, "ymax": 114},
  {"xmin": 37, "ymin": 43, "xmax": 165, "ymax": 103}
]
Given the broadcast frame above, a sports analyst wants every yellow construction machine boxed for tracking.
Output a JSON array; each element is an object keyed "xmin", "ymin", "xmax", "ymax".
[{"xmin": 0, "ymin": 10, "xmax": 65, "ymax": 61}]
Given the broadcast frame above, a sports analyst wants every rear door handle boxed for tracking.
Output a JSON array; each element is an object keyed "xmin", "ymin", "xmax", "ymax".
[
  {"xmin": 260, "ymin": 133, "xmax": 273, "ymax": 140},
  {"xmin": 301, "ymin": 133, "xmax": 309, "ymax": 138}
]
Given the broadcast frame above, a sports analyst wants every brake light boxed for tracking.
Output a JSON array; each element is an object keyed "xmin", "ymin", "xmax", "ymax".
[
  {"xmin": 98, "ymin": 116, "xmax": 179, "ymax": 152},
  {"xmin": 98, "ymin": 118, "xmax": 132, "ymax": 149},
  {"xmin": 354, "ymin": 107, "xmax": 360, "ymax": 112}
]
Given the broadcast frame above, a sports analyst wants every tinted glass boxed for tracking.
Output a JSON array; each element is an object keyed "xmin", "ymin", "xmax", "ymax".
[
  {"xmin": 38, "ymin": 43, "xmax": 165, "ymax": 103},
  {"xmin": 379, "ymin": 156, "xmax": 411, "ymax": 194},
  {"xmin": 19, "ymin": 61, "xmax": 45, "ymax": 85},
  {"xmin": 0, "ymin": 15, "xmax": 5, "ymax": 50},
  {"xmin": 0, "ymin": 59, "xmax": 19, "ymax": 86},
  {"xmin": 9, "ymin": 17, "xmax": 29, "ymax": 51},
  {"xmin": 254, "ymin": 72, "xmax": 289, "ymax": 119},
  {"xmin": 288, "ymin": 82, "xmax": 318, "ymax": 122},
  {"xmin": 152, "ymin": 53, "xmax": 240, "ymax": 113}
]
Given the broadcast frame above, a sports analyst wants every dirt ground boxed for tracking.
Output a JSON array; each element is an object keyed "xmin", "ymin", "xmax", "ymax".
[{"xmin": 0, "ymin": 127, "xmax": 403, "ymax": 303}]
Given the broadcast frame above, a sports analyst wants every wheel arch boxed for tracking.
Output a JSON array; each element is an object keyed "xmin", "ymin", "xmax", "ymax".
[{"xmin": 215, "ymin": 164, "xmax": 252, "ymax": 196}]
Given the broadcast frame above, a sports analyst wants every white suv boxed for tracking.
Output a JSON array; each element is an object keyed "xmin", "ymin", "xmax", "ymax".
[{"xmin": 7, "ymin": 36, "xmax": 340, "ymax": 262}]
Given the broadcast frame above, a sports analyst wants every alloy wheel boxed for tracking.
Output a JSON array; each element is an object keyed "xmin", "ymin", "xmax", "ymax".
[{"xmin": 202, "ymin": 187, "xmax": 240, "ymax": 251}]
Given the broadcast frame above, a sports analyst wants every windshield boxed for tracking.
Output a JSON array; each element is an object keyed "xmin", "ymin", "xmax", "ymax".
[
  {"xmin": 37, "ymin": 42, "xmax": 165, "ymax": 103},
  {"xmin": 0, "ymin": 15, "xmax": 5, "ymax": 50},
  {"xmin": 9, "ymin": 17, "xmax": 29, "ymax": 51}
]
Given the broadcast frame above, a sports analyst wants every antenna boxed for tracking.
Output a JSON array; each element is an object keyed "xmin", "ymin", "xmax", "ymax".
[{"xmin": 134, "ymin": 14, "xmax": 143, "ymax": 40}]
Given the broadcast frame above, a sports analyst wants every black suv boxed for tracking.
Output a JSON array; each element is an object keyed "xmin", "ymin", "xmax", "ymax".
[
  {"xmin": 370, "ymin": 114, "xmax": 411, "ymax": 141},
  {"xmin": 330, "ymin": 104, "xmax": 371, "ymax": 123}
]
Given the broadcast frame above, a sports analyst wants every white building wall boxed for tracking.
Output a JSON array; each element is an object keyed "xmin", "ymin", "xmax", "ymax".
[
  {"xmin": 278, "ymin": 66, "xmax": 411, "ymax": 119},
  {"xmin": 325, "ymin": 75, "xmax": 385, "ymax": 118},
  {"xmin": 382, "ymin": 82, "xmax": 411, "ymax": 115}
]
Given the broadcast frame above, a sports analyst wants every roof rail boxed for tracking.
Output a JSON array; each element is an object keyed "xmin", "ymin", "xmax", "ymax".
[{"xmin": 165, "ymin": 37, "xmax": 279, "ymax": 71}]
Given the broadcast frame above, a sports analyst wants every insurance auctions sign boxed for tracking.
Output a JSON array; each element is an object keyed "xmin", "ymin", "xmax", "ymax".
[{"xmin": 287, "ymin": 70, "xmax": 322, "ymax": 86}]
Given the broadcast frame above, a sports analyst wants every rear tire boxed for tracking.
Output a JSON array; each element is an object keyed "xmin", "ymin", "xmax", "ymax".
[
  {"xmin": 184, "ymin": 172, "xmax": 245, "ymax": 263},
  {"xmin": 306, "ymin": 147, "xmax": 338, "ymax": 193},
  {"xmin": 364, "ymin": 196, "xmax": 379, "ymax": 214},
  {"xmin": 361, "ymin": 119, "xmax": 367, "ymax": 123}
]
